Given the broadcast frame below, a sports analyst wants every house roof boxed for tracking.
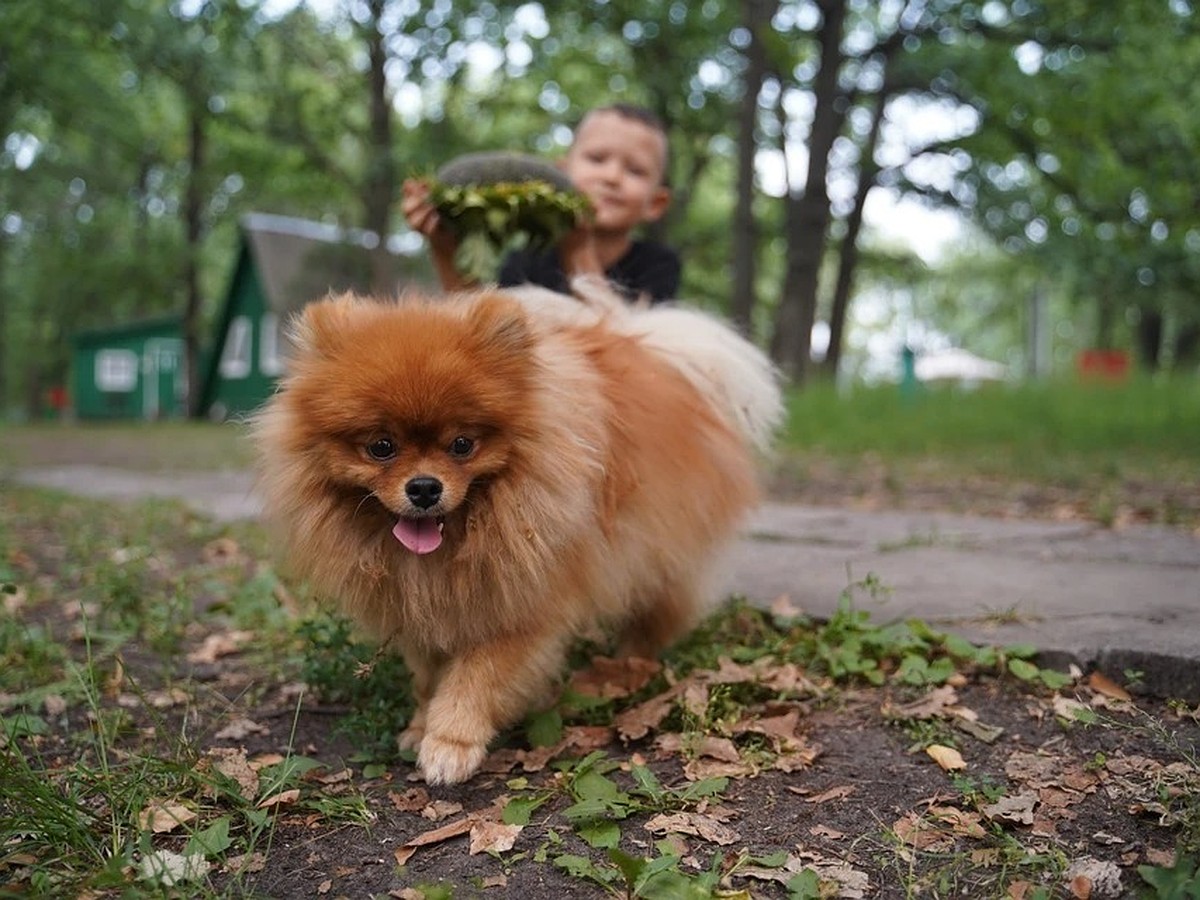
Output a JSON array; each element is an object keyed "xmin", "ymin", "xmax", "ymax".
[{"xmin": 241, "ymin": 212, "xmax": 431, "ymax": 316}]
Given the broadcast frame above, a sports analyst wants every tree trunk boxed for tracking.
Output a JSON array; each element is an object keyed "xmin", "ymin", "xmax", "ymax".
[
  {"xmin": 730, "ymin": 0, "xmax": 775, "ymax": 335},
  {"xmin": 364, "ymin": 0, "xmax": 395, "ymax": 294},
  {"xmin": 822, "ymin": 78, "xmax": 888, "ymax": 379},
  {"xmin": 770, "ymin": 0, "xmax": 847, "ymax": 383},
  {"xmin": 183, "ymin": 106, "xmax": 206, "ymax": 418}
]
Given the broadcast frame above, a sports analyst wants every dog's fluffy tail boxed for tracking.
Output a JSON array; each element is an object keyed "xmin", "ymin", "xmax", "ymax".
[{"xmin": 506, "ymin": 279, "xmax": 785, "ymax": 453}]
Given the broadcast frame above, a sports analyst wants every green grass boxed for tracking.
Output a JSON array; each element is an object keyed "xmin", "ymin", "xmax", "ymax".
[{"xmin": 780, "ymin": 377, "xmax": 1200, "ymax": 482}]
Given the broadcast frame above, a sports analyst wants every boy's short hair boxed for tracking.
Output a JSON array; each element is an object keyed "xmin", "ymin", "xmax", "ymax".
[{"xmin": 577, "ymin": 103, "xmax": 671, "ymax": 186}]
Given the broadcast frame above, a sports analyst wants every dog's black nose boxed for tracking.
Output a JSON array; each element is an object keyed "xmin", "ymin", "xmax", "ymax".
[{"xmin": 405, "ymin": 476, "xmax": 443, "ymax": 510}]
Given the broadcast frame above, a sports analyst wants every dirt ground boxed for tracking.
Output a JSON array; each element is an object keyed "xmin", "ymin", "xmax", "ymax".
[
  {"xmin": 3, "ymin": 483, "xmax": 1199, "ymax": 900},
  {"xmin": 3, "ymin": 432, "xmax": 1199, "ymax": 898}
]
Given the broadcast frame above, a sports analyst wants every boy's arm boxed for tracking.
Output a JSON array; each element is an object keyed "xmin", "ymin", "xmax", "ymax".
[
  {"xmin": 557, "ymin": 220, "xmax": 605, "ymax": 281},
  {"xmin": 401, "ymin": 178, "xmax": 473, "ymax": 291}
]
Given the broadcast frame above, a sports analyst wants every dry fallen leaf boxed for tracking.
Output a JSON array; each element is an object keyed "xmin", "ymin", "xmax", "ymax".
[
  {"xmin": 215, "ymin": 717, "xmax": 269, "ymax": 741},
  {"xmin": 982, "ymin": 791, "xmax": 1038, "ymax": 825},
  {"xmin": 138, "ymin": 801, "xmax": 197, "ymax": 834},
  {"xmin": 187, "ymin": 630, "xmax": 255, "ymax": 664},
  {"xmin": 389, "ymin": 788, "xmax": 432, "ymax": 812},
  {"xmin": 569, "ymin": 656, "xmax": 661, "ymax": 699},
  {"xmin": 1086, "ymin": 671, "xmax": 1132, "ymax": 702},
  {"xmin": 468, "ymin": 820, "xmax": 522, "ymax": 855},
  {"xmin": 256, "ymin": 789, "xmax": 300, "ymax": 810},
  {"xmin": 644, "ymin": 812, "xmax": 739, "ymax": 846},
  {"xmin": 422, "ymin": 799, "xmax": 465, "ymax": 821},
  {"xmin": 615, "ymin": 684, "xmax": 684, "ymax": 741},
  {"xmin": 207, "ymin": 748, "xmax": 260, "ymax": 800},
  {"xmin": 925, "ymin": 744, "xmax": 967, "ymax": 772},
  {"xmin": 806, "ymin": 785, "xmax": 855, "ymax": 804}
]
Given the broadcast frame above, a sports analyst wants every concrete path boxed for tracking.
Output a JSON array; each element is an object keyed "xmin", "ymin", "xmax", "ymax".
[{"xmin": 12, "ymin": 465, "xmax": 1200, "ymax": 700}]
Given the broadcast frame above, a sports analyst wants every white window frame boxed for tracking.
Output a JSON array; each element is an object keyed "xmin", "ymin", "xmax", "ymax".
[
  {"xmin": 95, "ymin": 349, "xmax": 138, "ymax": 392},
  {"xmin": 259, "ymin": 312, "xmax": 284, "ymax": 376},
  {"xmin": 219, "ymin": 315, "xmax": 252, "ymax": 379}
]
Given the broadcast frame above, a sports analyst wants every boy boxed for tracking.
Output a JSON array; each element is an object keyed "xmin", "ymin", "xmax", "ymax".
[{"xmin": 402, "ymin": 103, "xmax": 680, "ymax": 303}]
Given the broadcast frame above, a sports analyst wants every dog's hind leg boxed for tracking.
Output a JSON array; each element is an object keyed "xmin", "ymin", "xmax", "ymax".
[{"xmin": 615, "ymin": 577, "xmax": 703, "ymax": 660}]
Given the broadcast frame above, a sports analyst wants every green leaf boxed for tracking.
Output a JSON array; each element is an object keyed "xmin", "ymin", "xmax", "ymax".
[
  {"xmin": 579, "ymin": 819, "xmax": 621, "ymax": 849},
  {"xmin": 185, "ymin": 817, "xmax": 232, "ymax": 858},
  {"xmin": 630, "ymin": 764, "xmax": 663, "ymax": 799},
  {"xmin": 787, "ymin": 867, "xmax": 823, "ymax": 899},
  {"xmin": 502, "ymin": 795, "xmax": 548, "ymax": 826},
  {"xmin": 553, "ymin": 853, "xmax": 618, "ymax": 886},
  {"xmin": 574, "ymin": 769, "xmax": 621, "ymax": 802},
  {"xmin": 1004, "ymin": 643, "xmax": 1039, "ymax": 660},
  {"xmin": 1007, "ymin": 659, "xmax": 1040, "ymax": 681},
  {"xmin": 1038, "ymin": 668, "xmax": 1074, "ymax": 690},
  {"xmin": 609, "ymin": 847, "xmax": 646, "ymax": 885},
  {"xmin": 526, "ymin": 708, "xmax": 563, "ymax": 748}
]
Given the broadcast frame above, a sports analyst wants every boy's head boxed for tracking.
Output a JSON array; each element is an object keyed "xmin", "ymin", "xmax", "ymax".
[{"xmin": 563, "ymin": 104, "xmax": 671, "ymax": 236}]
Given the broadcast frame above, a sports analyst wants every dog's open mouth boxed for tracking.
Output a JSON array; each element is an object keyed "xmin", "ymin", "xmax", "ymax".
[{"xmin": 392, "ymin": 516, "xmax": 445, "ymax": 555}]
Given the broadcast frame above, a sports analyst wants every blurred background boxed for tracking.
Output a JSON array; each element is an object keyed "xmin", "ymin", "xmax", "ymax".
[{"xmin": 1, "ymin": 0, "xmax": 1197, "ymax": 422}]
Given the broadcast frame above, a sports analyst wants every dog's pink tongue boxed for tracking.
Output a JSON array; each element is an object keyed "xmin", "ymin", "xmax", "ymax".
[{"xmin": 392, "ymin": 518, "xmax": 442, "ymax": 554}]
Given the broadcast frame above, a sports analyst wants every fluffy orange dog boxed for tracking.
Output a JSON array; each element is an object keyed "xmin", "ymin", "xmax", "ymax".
[{"xmin": 254, "ymin": 287, "xmax": 779, "ymax": 784}]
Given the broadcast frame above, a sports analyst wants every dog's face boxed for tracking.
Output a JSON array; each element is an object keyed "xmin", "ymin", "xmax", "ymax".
[{"xmin": 280, "ymin": 293, "xmax": 538, "ymax": 555}]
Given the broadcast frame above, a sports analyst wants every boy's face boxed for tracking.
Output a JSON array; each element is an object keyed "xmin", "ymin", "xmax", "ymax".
[{"xmin": 563, "ymin": 111, "xmax": 671, "ymax": 235}]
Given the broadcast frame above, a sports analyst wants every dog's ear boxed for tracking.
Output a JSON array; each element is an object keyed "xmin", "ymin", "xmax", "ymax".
[
  {"xmin": 288, "ymin": 292, "xmax": 361, "ymax": 358},
  {"xmin": 468, "ymin": 293, "xmax": 534, "ymax": 360}
]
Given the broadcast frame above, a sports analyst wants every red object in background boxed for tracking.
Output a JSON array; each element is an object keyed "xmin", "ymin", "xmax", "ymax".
[
  {"xmin": 47, "ymin": 385, "xmax": 69, "ymax": 410},
  {"xmin": 1076, "ymin": 349, "xmax": 1131, "ymax": 381}
]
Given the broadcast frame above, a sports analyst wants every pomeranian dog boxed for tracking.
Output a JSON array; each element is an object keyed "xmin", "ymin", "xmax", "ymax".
[{"xmin": 254, "ymin": 284, "xmax": 781, "ymax": 784}]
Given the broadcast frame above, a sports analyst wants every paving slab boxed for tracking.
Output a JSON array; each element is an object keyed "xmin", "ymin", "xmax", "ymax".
[{"xmin": 11, "ymin": 465, "xmax": 1199, "ymax": 699}]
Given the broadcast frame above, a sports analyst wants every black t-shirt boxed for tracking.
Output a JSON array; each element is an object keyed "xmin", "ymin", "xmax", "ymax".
[{"xmin": 498, "ymin": 240, "xmax": 681, "ymax": 304}]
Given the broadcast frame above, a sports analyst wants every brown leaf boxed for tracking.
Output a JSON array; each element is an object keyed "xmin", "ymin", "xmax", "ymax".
[
  {"xmin": 892, "ymin": 812, "xmax": 954, "ymax": 851},
  {"xmin": 806, "ymin": 785, "xmax": 855, "ymax": 804},
  {"xmin": 569, "ymin": 656, "xmax": 661, "ymax": 699},
  {"xmin": 215, "ymin": 717, "xmax": 268, "ymax": 741},
  {"xmin": 615, "ymin": 684, "xmax": 682, "ymax": 741},
  {"xmin": 644, "ymin": 812, "xmax": 739, "ymax": 846},
  {"xmin": 389, "ymin": 788, "xmax": 432, "ymax": 812},
  {"xmin": 421, "ymin": 800, "xmax": 464, "ymax": 821},
  {"xmin": 187, "ymin": 630, "xmax": 255, "ymax": 664},
  {"xmin": 925, "ymin": 744, "xmax": 967, "ymax": 772},
  {"xmin": 981, "ymin": 791, "xmax": 1038, "ymax": 825},
  {"xmin": 256, "ymin": 789, "xmax": 300, "ymax": 809},
  {"xmin": 1087, "ymin": 671, "xmax": 1132, "ymax": 702},
  {"xmin": 207, "ymin": 748, "xmax": 260, "ymax": 800},
  {"xmin": 469, "ymin": 821, "xmax": 522, "ymax": 855},
  {"xmin": 683, "ymin": 757, "xmax": 758, "ymax": 781},
  {"xmin": 810, "ymin": 825, "xmax": 846, "ymax": 839},
  {"xmin": 885, "ymin": 686, "xmax": 959, "ymax": 720},
  {"xmin": 137, "ymin": 801, "xmax": 197, "ymax": 834}
]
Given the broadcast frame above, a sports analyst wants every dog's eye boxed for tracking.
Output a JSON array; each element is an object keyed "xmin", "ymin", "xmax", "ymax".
[
  {"xmin": 448, "ymin": 436, "xmax": 475, "ymax": 458},
  {"xmin": 365, "ymin": 437, "xmax": 397, "ymax": 461}
]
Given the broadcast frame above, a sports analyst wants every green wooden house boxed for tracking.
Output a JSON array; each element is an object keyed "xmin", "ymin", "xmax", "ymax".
[
  {"xmin": 199, "ymin": 213, "xmax": 432, "ymax": 421},
  {"xmin": 71, "ymin": 317, "xmax": 186, "ymax": 420}
]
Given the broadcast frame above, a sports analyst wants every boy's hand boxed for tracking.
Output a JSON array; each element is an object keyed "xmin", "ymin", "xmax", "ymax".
[
  {"xmin": 558, "ymin": 216, "xmax": 604, "ymax": 280},
  {"xmin": 401, "ymin": 178, "xmax": 470, "ymax": 291}
]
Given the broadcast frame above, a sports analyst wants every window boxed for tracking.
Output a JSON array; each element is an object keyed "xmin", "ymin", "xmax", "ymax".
[
  {"xmin": 260, "ymin": 312, "xmax": 284, "ymax": 376},
  {"xmin": 95, "ymin": 349, "xmax": 138, "ymax": 392},
  {"xmin": 219, "ymin": 315, "xmax": 252, "ymax": 379}
]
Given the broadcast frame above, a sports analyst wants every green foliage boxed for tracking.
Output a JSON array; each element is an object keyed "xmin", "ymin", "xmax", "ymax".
[
  {"xmin": 429, "ymin": 178, "xmax": 591, "ymax": 282},
  {"xmin": 295, "ymin": 613, "xmax": 415, "ymax": 760},
  {"xmin": 1138, "ymin": 855, "xmax": 1200, "ymax": 899}
]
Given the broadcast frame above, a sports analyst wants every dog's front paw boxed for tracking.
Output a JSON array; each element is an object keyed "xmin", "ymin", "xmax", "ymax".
[
  {"xmin": 417, "ymin": 734, "xmax": 488, "ymax": 785},
  {"xmin": 396, "ymin": 724, "xmax": 425, "ymax": 753}
]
